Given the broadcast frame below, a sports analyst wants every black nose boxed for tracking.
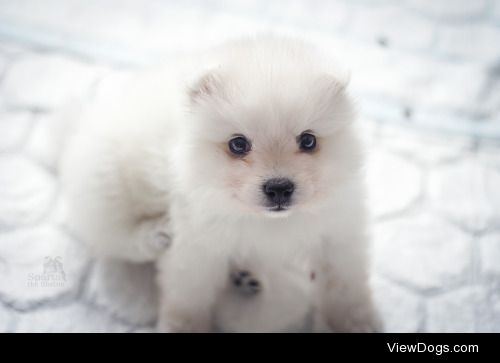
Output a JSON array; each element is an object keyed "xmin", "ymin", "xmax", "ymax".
[{"xmin": 263, "ymin": 178, "xmax": 295, "ymax": 206}]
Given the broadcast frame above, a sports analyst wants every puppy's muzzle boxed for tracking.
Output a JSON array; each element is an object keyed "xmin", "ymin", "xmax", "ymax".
[{"xmin": 263, "ymin": 178, "xmax": 294, "ymax": 210}]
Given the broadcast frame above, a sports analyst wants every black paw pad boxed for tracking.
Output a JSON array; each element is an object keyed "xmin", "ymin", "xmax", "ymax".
[{"xmin": 231, "ymin": 270, "xmax": 261, "ymax": 296}]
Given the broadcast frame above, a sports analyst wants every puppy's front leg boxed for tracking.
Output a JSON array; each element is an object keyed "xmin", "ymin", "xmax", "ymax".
[
  {"xmin": 316, "ymin": 236, "xmax": 382, "ymax": 333},
  {"xmin": 156, "ymin": 244, "xmax": 228, "ymax": 333}
]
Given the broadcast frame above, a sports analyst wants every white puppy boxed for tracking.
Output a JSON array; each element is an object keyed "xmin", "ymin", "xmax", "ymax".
[{"xmin": 60, "ymin": 35, "xmax": 380, "ymax": 332}]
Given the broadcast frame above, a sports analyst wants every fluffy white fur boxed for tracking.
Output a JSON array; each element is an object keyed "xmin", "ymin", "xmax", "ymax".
[{"xmin": 60, "ymin": 36, "xmax": 380, "ymax": 332}]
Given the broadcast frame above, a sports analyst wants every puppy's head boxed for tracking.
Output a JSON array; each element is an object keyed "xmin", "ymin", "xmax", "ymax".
[{"xmin": 182, "ymin": 38, "xmax": 361, "ymax": 217}]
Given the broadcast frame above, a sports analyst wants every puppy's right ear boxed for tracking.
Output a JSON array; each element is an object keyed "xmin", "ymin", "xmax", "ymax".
[{"xmin": 188, "ymin": 70, "xmax": 226, "ymax": 104}]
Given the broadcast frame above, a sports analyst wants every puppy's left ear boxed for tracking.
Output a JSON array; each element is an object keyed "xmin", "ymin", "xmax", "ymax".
[
  {"xmin": 319, "ymin": 70, "xmax": 351, "ymax": 96},
  {"xmin": 337, "ymin": 69, "xmax": 351, "ymax": 90},
  {"xmin": 311, "ymin": 72, "xmax": 355, "ymax": 130},
  {"xmin": 188, "ymin": 69, "xmax": 226, "ymax": 104}
]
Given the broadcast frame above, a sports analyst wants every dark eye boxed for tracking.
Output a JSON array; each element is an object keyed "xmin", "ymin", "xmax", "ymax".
[
  {"xmin": 298, "ymin": 132, "xmax": 316, "ymax": 152},
  {"xmin": 228, "ymin": 136, "xmax": 251, "ymax": 155}
]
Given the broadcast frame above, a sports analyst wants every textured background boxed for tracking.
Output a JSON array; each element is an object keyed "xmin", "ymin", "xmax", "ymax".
[{"xmin": 0, "ymin": 0, "xmax": 499, "ymax": 332}]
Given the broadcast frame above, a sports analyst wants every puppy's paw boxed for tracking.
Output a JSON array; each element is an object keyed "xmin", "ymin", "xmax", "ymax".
[
  {"xmin": 140, "ymin": 216, "xmax": 173, "ymax": 255},
  {"xmin": 157, "ymin": 310, "xmax": 211, "ymax": 333},
  {"xmin": 337, "ymin": 312, "xmax": 383, "ymax": 333},
  {"xmin": 231, "ymin": 270, "xmax": 261, "ymax": 296},
  {"xmin": 151, "ymin": 230, "xmax": 172, "ymax": 250},
  {"xmin": 326, "ymin": 305, "xmax": 383, "ymax": 333},
  {"xmin": 156, "ymin": 316, "xmax": 188, "ymax": 333}
]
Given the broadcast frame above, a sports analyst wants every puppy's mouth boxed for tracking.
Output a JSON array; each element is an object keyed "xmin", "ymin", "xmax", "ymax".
[
  {"xmin": 267, "ymin": 204, "xmax": 289, "ymax": 212},
  {"xmin": 263, "ymin": 205, "xmax": 292, "ymax": 218},
  {"xmin": 262, "ymin": 202, "xmax": 294, "ymax": 218}
]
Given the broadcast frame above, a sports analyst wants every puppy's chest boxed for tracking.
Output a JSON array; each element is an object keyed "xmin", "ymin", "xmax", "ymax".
[
  {"xmin": 215, "ymin": 220, "xmax": 323, "ymax": 279},
  {"xmin": 174, "ymin": 212, "xmax": 326, "ymax": 281},
  {"xmin": 235, "ymin": 224, "xmax": 315, "ymax": 252}
]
